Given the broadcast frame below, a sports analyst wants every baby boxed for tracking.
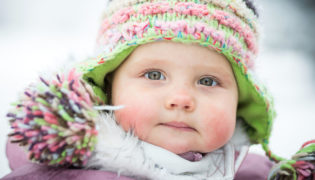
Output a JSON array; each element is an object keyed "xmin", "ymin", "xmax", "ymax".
[
  {"xmin": 78, "ymin": 1, "xmax": 271, "ymax": 178},
  {"xmin": 5, "ymin": 0, "xmax": 315, "ymax": 179},
  {"xmin": 111, "ymin": 41, "xmax": 238, "ymax": 155}
]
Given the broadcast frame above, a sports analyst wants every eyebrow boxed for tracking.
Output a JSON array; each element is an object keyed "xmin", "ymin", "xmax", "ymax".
[
  {"xmin": 126, "ymin": 58, "xmax": 172, "ymax": 71},
  {"xmin": 131, "ymin": 58, "xmax": 168, "ymax": 66}
]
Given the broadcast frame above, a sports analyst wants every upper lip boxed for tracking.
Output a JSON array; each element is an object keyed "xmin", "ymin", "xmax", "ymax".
[{"xmin": 160, "ymin": 121, "xmax": 196, "ymax": 131}]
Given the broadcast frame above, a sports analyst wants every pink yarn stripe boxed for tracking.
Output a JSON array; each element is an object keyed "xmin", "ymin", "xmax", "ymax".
[
  {"xmin": 100, "ymin": 20, "xmax": 248, "ymax": 59},
  {"xmin": 212, "ymin": 10, "xmax": 257, "ymax": 54}
]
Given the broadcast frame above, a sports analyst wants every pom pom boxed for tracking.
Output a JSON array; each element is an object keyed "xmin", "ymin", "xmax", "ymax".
[
  {"xmin": 7, "ymin": 69, "xmax": 103, "ymax": 167},
  {"xmin": 268, "ymin": 140, "xmax": 315, "ymax": 180}
]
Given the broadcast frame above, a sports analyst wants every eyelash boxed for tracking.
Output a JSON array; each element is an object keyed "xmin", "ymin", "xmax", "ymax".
[{"xmin": 141, "ymin": 69, "xmax": 220, "ymax": 87}]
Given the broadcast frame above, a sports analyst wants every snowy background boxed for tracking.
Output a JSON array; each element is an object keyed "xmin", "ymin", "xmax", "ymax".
[{"xmin": 0, "ymin": 0, "xmax": 314, "ymax": 178}]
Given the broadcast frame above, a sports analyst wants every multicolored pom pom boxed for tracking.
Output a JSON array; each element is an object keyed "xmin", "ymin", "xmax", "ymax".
[
  {"xmin": 7, "ymin": 69, "xmax": 103, "ymax": 167},
  {"xmin": 268, "ymin": 140, "xmax": 315, "ymax": 180}
]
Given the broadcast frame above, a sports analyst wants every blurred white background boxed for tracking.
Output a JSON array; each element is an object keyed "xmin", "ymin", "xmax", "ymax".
[{"xmin": 0, "ymin": 0, "xmax": 314, "ymax": 178}]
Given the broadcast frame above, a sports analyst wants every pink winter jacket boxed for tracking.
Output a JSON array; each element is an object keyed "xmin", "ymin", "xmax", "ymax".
[{"xmin": 2, "ymin": 140, "xmax": 273, "ymax": 180}]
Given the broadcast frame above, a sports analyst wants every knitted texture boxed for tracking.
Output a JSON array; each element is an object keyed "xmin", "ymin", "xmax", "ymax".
[
  {"xmin": 7, "ymin": 69, "xmax": 101, "ymax": 166},
  {"xmin": 76, "ymin": 0, "xmax": 275, "ymax": 145},
  {"xmin": 267, "ymin": 140, "xmax": 315, "ymax": 180}
]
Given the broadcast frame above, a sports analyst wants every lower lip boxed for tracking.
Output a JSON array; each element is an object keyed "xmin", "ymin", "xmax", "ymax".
[{"xmin": 160, "ymin": 123, "xmax": 196, "ymax": 132}]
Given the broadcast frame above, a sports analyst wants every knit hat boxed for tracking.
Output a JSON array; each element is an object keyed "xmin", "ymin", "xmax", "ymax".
[
  {"xmin": 7, "ymin": 0, "xmax": 315, "ymax": 179},
  {"xmin": 78, "ymin": 0, "xmax": 274, "ymax": 145}
]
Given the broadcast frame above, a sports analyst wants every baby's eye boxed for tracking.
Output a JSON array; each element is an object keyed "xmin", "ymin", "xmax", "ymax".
[
  {"xmin": 198, "ymin": 77, "xmax": 217, "ymax": 86},
  {"xmin": 144, "ymin": 71, "xmax": 165, "ymax": 80}
]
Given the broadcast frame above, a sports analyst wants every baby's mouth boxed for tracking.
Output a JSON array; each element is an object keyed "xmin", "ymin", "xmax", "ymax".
[{"xmin": 160, "ymin": 121, "xmax": 196, "ymax": 132}]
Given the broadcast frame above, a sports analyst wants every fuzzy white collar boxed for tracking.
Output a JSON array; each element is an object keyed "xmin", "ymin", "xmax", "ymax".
[{"xmin": 86, "ymin": 112, "xmax": 250, "ymax": 180}]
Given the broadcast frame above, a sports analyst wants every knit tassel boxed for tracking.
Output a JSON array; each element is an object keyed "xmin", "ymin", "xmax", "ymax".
[
  {"xmin": 7, "ymin": 69, "xmax": 104, "ymax": 167},
  {"xmin": 267, "ymin": 140, "xmax": 315, "ymax": 180}
]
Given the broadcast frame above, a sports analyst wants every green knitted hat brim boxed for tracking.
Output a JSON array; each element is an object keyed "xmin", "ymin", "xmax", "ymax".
[{"xmin": 77, "ymin": 38, "xmax": 275, "ymax": 144}]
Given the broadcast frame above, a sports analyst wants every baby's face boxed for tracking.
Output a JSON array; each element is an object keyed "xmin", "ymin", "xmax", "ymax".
[{"xmin": 111, "ymin": 41, "xmax": 238, "ymax": 154}]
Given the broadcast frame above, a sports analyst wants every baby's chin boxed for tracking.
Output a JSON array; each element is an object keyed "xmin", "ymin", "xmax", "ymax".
[
  {"xmin": 164, "ymin": 146, "xmax": 195, "ymax": 155},
  {"xmin": 146, "ymin": 138, "xmax": 205, "ymax": 155},
  {"xmin": 134, "ymin": 128, "xmax": 217, "ymax": 155}
]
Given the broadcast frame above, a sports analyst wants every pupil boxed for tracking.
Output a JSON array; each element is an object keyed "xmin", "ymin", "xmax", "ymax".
[
  {"xmin": 150, "ymin": 72, "xmax": 160, "ymax": 80},
  {"xmin": 201, "ymin": 78, "xmax": 213, "ymax": 86}
]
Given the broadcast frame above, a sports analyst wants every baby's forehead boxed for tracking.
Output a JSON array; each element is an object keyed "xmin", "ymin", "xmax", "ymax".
[{"xmin": 126, "ymin": 41, "xmax": 225, "ymax": 62}]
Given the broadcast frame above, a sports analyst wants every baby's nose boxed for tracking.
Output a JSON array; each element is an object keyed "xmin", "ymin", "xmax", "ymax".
[{"xmin": 165, "ymin": 93, "xmax": 195, "ymax": 112}]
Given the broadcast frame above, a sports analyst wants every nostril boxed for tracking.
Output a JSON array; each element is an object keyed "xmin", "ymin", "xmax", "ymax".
[{"xmin": 165, "ymin": 96, "xmax": 195, "ymax": 111}]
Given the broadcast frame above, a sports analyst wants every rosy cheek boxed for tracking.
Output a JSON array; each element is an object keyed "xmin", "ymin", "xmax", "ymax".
[
  {"xmin": 115, "ymin": 109, "xmax": 135, "ymax": 130},
  {"xmin": 201, "ymin": 107, "xmax": 236, "ymax": 150},
  {"xmin": 213, "ymin": 117, "xmax": 235, "ymax": 145},
  {"xmin": 114, "ymin": 102, "xmax": 158, "ymax": 140}
]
